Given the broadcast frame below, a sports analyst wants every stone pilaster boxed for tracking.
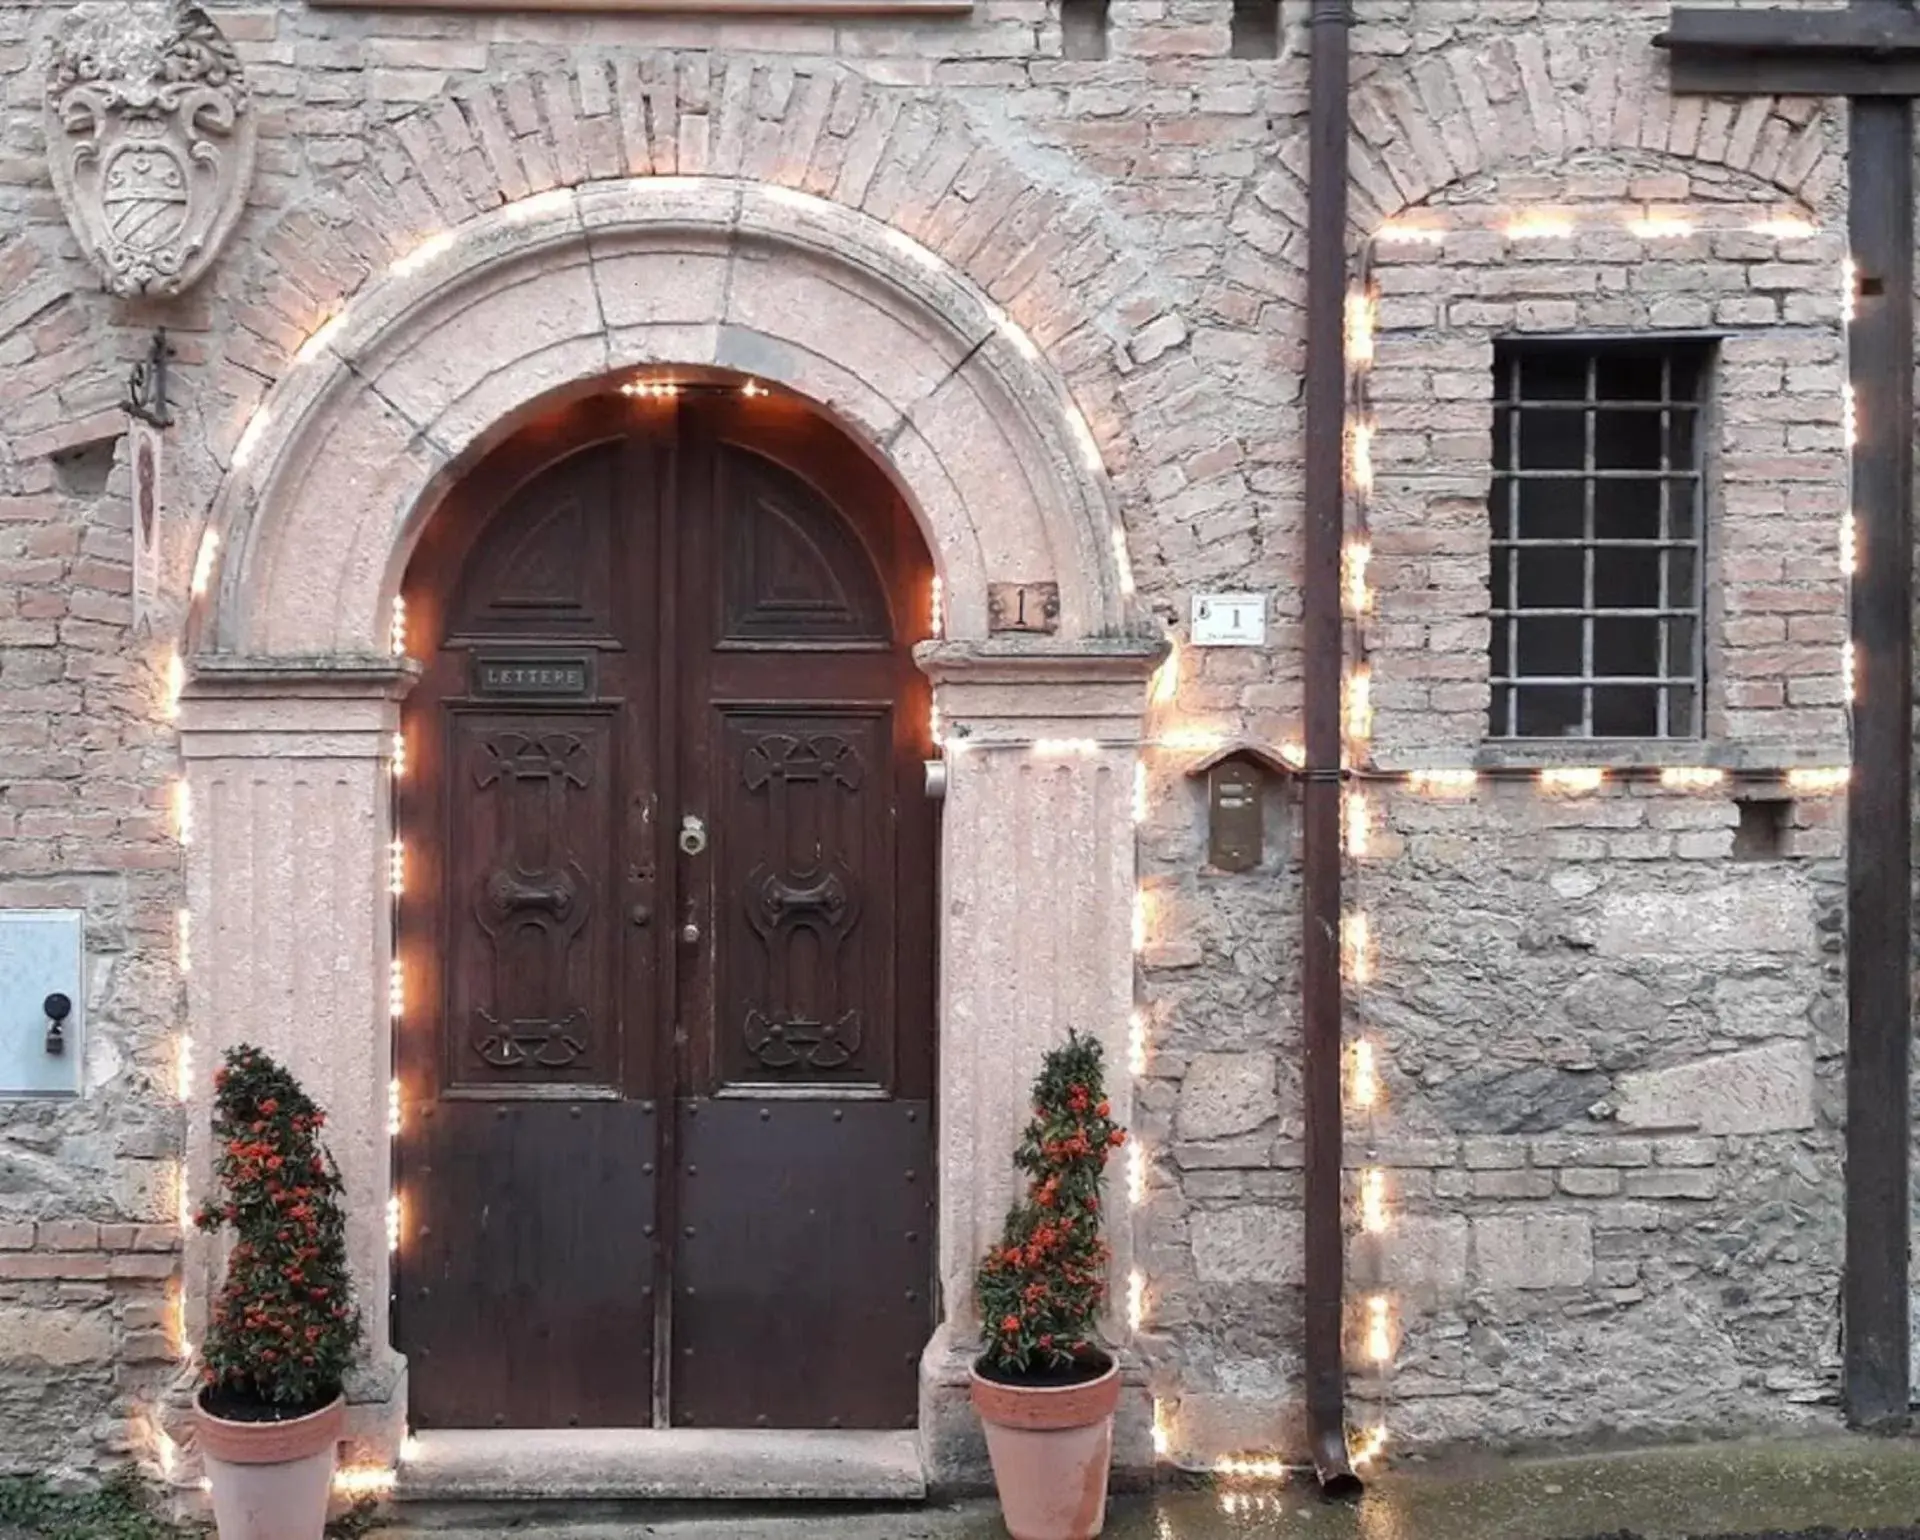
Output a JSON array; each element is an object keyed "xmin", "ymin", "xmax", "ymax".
[
  {"xmin": 912, "ymin": 638, "xmax": 1162, "ymax": 1490},
  {"xmin": 175, "ymin": 659, "xmax": 415, "ymax": 1463}
]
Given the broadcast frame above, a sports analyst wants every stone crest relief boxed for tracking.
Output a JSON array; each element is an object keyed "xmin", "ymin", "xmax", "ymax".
[{"xmin": 42, "ymin": 1, "xmax": 254, "ymax": 298}]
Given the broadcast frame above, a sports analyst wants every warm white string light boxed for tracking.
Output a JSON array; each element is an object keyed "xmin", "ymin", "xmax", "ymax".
[
  {"xmin": 1128, "ymin": 1009, "xmax": 1149, "ymax": 1077},
  {"xmin": 1659, "ymin": 767, "xmax": 1725, "ymax": 790},
  {"xmin": 1127, "ymin": 1139, "xmax": 1148, "ymax": 1206},
  {"xmin": 175, "ymin": 908, "xmax": 191, "ymax": 976},
  {"xmin": 173, "ymin": 781, "xmax": 192, "ymax": 846},
  {"xmin": 389, "ymin": 595, "xmax": 408, "ymax": 658},
  {"xmin": 387, "ymin": 1079, "xmax": 403, "ymax": 1138},
  {"xmin": 1539, "ymin": 766, "xmax": 1605, "ymax": 795},
  {"xmin": 1365, "ymin": 1295, "xmax": 1394, "ymax": 1364},
  {"xmin": 1403, "ymin": 768, "xmax": 1477, "ymax": 796},
  {"xmin": 929, "ymin": 575, "xmax": 944, "ymax": 639},
  {"xmin": 190, "ymin": 529, "xmax": 220, "ymax": 598},
  {"xmin": 1344, "ymin": 788, "xmax": 1372, "ymax": 858},
  {"xmin": 1349, "ymin": 420, "xmax": 1374, "ymax": 494},
  {"xmin": 1786, "ymin": 766, "xmax": 1850, "ymax": 793},
  {"xmin": 1840, "ymin": 511, "xmax": 1857, "ymax": 575},
  {"xmin": 334, "ymin": 1466, "xmax": 398, "ymax": 1499},
  {"xmin": 1127, "ymin": 1267, "xmax": 1148, "ymax": 1332},
  {"xmin": 164, "ymin": 650, "xmax": 186, "ymax": 720},
  {"xmin": 1342, "ymin": 540, "xmax": 1373, "ymax": 615},
  {"xmin": 389, "ymin": 230, "xmax": 456, "ymax": 280},
  {"xmin": 1343, "ymin": 664, "xmax": 1373, "ymax": 745},
  {"xmin": 1360, "ymin": 1167, "xmax": 1388, "ymax": 1234},
  {"xmin": 1133, "ymin": 760, "xmax": 1149, "ymax": 825},
  {"xmin": 1627, "ymin": 213, "xmax": 1694, "ymax": 239},
  {"xmin": 231, "ymin": 407, "xmax": 271, "ymax": 472},
  {"xmin": 388, "ymin": 958, "xmax": 404, "ymax": 1019},
  {"xmin": 1345, "ymin": 287, "xmax": 1377, "ymax": 368},
  {"xmin": 295, "ymin": 311, "xmax": 349, "ymax": 365},
  {"xmin": 389, "ymin": 839, "xmax": 405, "ymax": 898},
  {"xmin": 385, "ymin": 1194, "xmax": 402, "ymax": 1252},
  {"xmin": 621, "ymin": 379, "xmax": 682, "ymax": 399},
  {"xmin": 391, "ymin": 730, "xmax": 407, "ymax": 779},
  {"xmin": 1349, "ymin": 1039, "xmax": 1381, "ymax": 1109}
]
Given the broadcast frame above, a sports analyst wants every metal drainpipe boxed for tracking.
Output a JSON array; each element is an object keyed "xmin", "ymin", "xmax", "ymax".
[{"xmin": 1301, "ymin": 0, "xmax": 1361, "ymax": 1499}]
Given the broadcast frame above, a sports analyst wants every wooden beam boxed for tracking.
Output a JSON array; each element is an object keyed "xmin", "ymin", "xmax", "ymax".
[
  {"xmin": 1660, "ymin": 5, "xmax": 1920, "ymax": 94},
  {"xmin": 1843, "ymin": 91, "xmax": 1915, "ymax": 1432}
]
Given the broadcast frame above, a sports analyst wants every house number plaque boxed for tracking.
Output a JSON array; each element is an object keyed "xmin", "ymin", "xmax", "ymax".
[{"xmin": 472, "ymin": 656, "xmax": 594, "ymax": 699}]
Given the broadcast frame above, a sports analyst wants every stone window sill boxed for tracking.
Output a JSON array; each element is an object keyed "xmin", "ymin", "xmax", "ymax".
[{"xmin": 1368, "ymin": 741, "xmax": 1850, "ymax": 775}]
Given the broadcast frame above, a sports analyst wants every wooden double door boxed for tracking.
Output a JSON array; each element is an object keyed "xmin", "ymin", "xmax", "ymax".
[{"xmin": 395, "ymin": 391, "xmax": 936, "ymax": 1431}]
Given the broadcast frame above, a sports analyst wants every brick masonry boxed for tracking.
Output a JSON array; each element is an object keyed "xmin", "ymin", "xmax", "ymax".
[{"xmin": 0, "ymin": 0, "xmax": 1869, "ymax": 1479}]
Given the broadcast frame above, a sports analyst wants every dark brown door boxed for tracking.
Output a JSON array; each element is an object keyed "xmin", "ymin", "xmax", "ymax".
[{"xmin": 396, "ymin": 391, "xmax": 935, "ymax": 1432}]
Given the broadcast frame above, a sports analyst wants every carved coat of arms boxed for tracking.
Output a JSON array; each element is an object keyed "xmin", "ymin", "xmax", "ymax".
[{"xmin": 42, "ymin": 1, "xmax": 255, "ymax": 298}]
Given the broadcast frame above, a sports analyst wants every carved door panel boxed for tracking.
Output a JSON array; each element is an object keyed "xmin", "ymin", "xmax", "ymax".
[
  {"xmin": 397, "ymin": 392, "xmax": 933, "ymax": 1433},
  {"xmin": 397, "ymin": 416, "xmax": 667, "ymax": 1430},
  {"xmin": 671, "ymin": 403, "xmax": 936, "ymax": 1430}
]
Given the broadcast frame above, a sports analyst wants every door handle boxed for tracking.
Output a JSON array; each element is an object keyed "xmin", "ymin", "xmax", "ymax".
[
  {"xmin": 679, "ymin": 919, "xmax": 702, "ymax": 945},
  {"xmin": 678, "ymin": 815, "xmax": 708, "ymax": 856}
]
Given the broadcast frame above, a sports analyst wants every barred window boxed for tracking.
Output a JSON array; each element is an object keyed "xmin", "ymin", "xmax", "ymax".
[{"xmin": 1489, "ymin": 339, "xmax": 1711, "ymax": 739}]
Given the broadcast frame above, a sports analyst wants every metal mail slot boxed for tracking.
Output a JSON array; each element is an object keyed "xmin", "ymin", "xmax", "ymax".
[{"xmin": 471, "ymin": 655, "xmax": 594, "ymax": 699}]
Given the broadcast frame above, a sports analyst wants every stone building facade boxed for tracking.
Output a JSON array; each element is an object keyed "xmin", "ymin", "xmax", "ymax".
[{"xmin": 0, "ymin": 0, "xmax": 1860, "ymax": 1499}]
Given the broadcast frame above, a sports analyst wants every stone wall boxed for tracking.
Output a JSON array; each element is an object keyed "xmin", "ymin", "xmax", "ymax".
[{"xmin": 0, "ymin": 0, "xmax": 1861, "ymax": 1480}]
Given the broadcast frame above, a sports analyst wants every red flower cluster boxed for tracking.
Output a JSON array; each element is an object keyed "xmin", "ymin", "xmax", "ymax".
[
  {"xmin": 975, "ymin": 1031, "xmax": 1125, "ymax": 1378},
  {"xmin": 196, "ymin": 1045, "xmax": 362, "ymax": 1412}
]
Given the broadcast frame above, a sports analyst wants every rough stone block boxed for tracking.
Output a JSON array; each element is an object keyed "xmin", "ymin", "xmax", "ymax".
[
  {"xmin": 1176, "ymin": 1053, "xmax": 1279, "ymax": 1141},
  {"xmin": 0, "ymin": 1305, "xmax": 111, "ymax": 1367},
  {"xmin": 1613, "ymin": 1041, "xmax": 1814, "ymax": 1135},
  {"xmin": 1595, "ymin": 874, "xmax": 1813, "ymax": 956},
  {"xmin": 1472, "ymin": 1214, "xmax": 1593, "ymax": 1290},
  {"xmin": 1192, "ymin": 1205, "xmax": 1301, "ymax": 1284}
]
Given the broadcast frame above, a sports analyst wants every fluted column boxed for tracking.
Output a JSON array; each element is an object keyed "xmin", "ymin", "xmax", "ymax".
[
  {"xmin": 912, "ymin": 638, "xmax": 1161, "ymax": 1481},
  {"xmin": 176, "ymin": 659, "xmax": 414, "ymax": 1462}
]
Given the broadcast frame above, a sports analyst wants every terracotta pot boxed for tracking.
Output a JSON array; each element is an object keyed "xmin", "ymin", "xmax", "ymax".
[
  {"xmin": 971, "ymin": 1360, "xmax": 1122, "ymax": 1540},
  {"xmin": 194, "ymin": 1390, "xmax": 344, "ymax": 1540}
]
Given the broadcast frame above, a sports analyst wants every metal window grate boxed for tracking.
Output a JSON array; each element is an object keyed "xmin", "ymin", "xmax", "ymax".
[{"xmin": 1488, "ymin": 339, "xmax": 1711, "ymax": 739}]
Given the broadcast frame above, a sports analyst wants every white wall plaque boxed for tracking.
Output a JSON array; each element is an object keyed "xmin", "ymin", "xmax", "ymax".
[
  {"xmin": 1190, "ymin": 592, "xmax": 1267, "ymax": 647},
  {"xmin": 0, "ymin": 910, "xmax": 85, "ymax": 1098}
]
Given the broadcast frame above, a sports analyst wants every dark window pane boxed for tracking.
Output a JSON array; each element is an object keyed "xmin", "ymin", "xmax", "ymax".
[
  {"xmin": 1664, "ymin": 617, "xmax": 1697, "ymax": 675},
  {"xmin": 1593, "ymin": 685, "xmax": 1660, "ymax": 736},
  {"xmin": 1515, "ymin": 685, "xmax": 1584, "ymax": 736},
  {"xmin": 1594, "ymin": 478, "xmax": 1662, "ymax": 541},
  {"xmin": 1489, "ymin": 684, "xmax": 1514, "ymax": 736},
  {"xmin": 1519, "ymin": 408, "xmax": 1586, "ymax": 469},
  {"xmin": 1669, "ymin": 484, "xmax": 1700, "ymax": 541},
  {"xmin": 1666, "ymin": 407, "xmax": 1698, "ymax": 466},
  {"xmin": 1595, "ymin": 408, "xmax": 1662, "ymax": 469},
  {"xmin": 1594, "ymin": 547, "xmax": 1662, "ymax": 608},
  {"xmin": 1667, "ymin": 548, "xmax": 1697, "ymax": 603},
  {"xmin": 1491, "ymin": 548, "xmax": 1512, "ymax": 611},
  {"xmin": 1493, "ymin": 407, "xmax": 1512, "ymax": 471},
  {"xmin": 1593, "ymin": 617, "xmax": 1662, "ymax": 677},
  {"xmin": 1491, "ymin": 618, "xmax": 1512, "ymax": 678},
  {"xmin": 1515, "ymin": 617, "xmax": 1583, "ymax": 676},
  {"xmin": 1519, "ymin": 352, "xmax": 1587, "ymax": 401},
  {"xmin": 1668, "ymin": 352, "xmax": 1706, "ymax": 403},
  {"xmin": 1517, "ymin": 547, "xmax": 1585, "ymax": 609},
  {"xmin": 1595, "ymin": 352, "xmax": 1665, "ymax": 401},
  {"xmin": 1666, "ymin": 686, "xmax": 1698, "ymax": 737},
  {"xmin": 1517, "ymin": 477, "xmax": 1585, "ymax": 540}
]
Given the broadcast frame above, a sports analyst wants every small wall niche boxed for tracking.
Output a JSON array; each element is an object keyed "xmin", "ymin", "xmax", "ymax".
[
  {"xmin": 1230, "ymin": 0, "xmax": 1280, "ymax": 58},
  {"xmin": 1062, "ymin": 0, "xmax": 1110, "ymax": 59},
  {"xmin": 1733, "ymin": 797, "xmax": 1790, "ymax": 861}
]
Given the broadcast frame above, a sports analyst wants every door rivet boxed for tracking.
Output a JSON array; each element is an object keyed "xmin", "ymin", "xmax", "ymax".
[
  {"xmin": 833, "ymin": 1110, "xmax": 844, "ymax": 1122},
  {"xmin": 642, "ymin": 1162, "xmax": 655, "ymax": 1175},
  {"xmin": 642, "ymin": 1101, "xmax": 655, "ymax": 1114},
  {"xmin": 684, "ymin": 1225, "xmax": 696, "ymax": 1237},
  {"xmin": 687, "ymin": 1165, "xmax": 698, "ymax": 1177},
  {"xmin": 905, "ymin": 1231, "xmax": 919, "ymax": 1243},
  {"xmin": 760, "ymin": 1108, "xmax": 771, "ymax": 1121},
  {"xmin": 643, "ymin": 1224, "xmax": 655, "ymax": 1237}
]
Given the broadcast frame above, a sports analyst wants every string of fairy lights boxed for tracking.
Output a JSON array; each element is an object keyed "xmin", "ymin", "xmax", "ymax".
[{"xmin": 156, "ymin": 188, "xmax": 1854, "ymax": 1503}]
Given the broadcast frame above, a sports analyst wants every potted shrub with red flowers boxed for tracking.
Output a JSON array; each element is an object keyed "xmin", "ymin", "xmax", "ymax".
[
  {"xmin": 971, "ymin": 1031, "xmax": 1128, "ymax": 1540},
  {"xmin": 192, "ymin": 1045, "xmax": 362, "ymax": 1540}
]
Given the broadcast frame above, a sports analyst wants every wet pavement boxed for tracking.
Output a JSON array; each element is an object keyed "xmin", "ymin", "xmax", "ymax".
[{"xmin": 384, "ymin": 1434, "xmax": 1920, "ymax": 1539}]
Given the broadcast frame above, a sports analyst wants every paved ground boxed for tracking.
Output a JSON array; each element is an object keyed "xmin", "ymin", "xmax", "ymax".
[{"xmin": 381, "ymin": 1434, "xmax": 1920, "ymax": 1539}]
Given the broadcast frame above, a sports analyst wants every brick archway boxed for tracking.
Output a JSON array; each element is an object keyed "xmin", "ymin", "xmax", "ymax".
[{"xmin": 174, "ymin": 177, "xmax": 1162, "ymax": 1487}]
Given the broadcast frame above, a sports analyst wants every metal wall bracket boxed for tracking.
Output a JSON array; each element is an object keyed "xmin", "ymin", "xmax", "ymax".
[{"xmin": 124, "ymin": 329, "xmax": 174, "ymax": 429}]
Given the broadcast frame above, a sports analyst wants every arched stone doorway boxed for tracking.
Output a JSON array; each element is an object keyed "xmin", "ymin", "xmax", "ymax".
[
  {"xmin": 396, "ymin": 376, "xmax": 937, "ymax": 1433},
  {"xmin": 175, "ymin": 178, "xmax": 1161, "ymax": 1487}
]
